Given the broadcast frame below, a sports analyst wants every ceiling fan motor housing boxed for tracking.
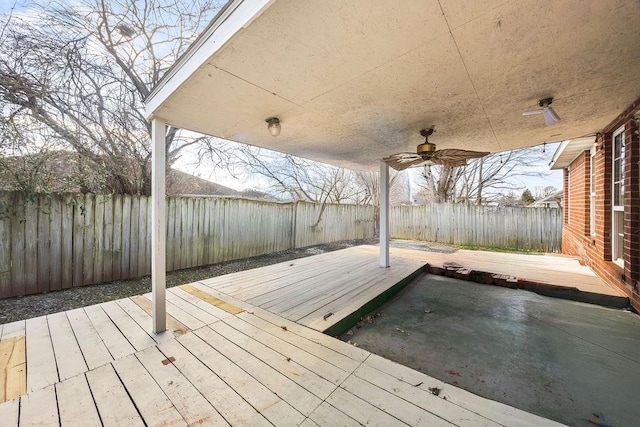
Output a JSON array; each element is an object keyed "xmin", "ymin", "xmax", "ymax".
[{"xmin": 417, "ymin": 142, "xmax": 437, "ymax": 156}]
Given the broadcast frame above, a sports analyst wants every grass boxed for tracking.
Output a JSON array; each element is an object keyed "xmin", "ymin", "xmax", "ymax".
[{"xmin": 450, "ymin": 243, "xmax": 546, "ymax": 255}]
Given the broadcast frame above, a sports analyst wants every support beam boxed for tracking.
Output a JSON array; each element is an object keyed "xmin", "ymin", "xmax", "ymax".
[
  {"xmin": 151, "ymin": 118, "xmax": 167, "ymax": 333},
  {"xmin": 379, "ymin": 161, "xmax": 390, "ymax": 267}
]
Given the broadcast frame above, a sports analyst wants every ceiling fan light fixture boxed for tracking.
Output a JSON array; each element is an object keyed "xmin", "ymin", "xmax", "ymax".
[
  {"xmin": 543, "ymin": 107, "xmax": 560, "ymax": 126},
  {"xmin": 522, "ymin": 97, "xmax": 560, "ymax": 126},
  {"xmin": 265, "ymin": 117, "xmax": 281, "ymax": 137}
]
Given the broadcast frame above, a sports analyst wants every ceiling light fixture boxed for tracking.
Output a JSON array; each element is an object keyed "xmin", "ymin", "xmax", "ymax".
[{"xmin": 265, "ymin": 117, "xmax": 281, "ymax": 137}]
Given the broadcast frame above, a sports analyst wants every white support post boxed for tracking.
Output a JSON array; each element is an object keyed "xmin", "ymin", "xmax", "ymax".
[
  {"xmin": 151, "ymin": 117, "xmax": 167, "ymax": 333},
  {"xmin": 379, "ymin": 161, "xmax": 390, "ymax": 267}
]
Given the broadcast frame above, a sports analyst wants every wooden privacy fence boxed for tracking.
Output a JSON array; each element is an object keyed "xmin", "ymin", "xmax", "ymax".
[
  {"xmin": 0, "ymin": 193, "xmax": 374, "ymax": 298},
  {"xmin": 390, "ymin": 203, "xmax": 562, "ymax": 253},
  {"xmin": 0, "ymin": 193, "xmax": 560, "ymax": 299}
]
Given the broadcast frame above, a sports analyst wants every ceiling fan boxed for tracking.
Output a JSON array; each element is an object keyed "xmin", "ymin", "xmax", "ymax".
[
  {"xmin": 522, "ymin": 97, "xmax": 561, "ymax": 126},
  {"xmin": 382, "ymin": 127, "xmax": 490, "ymax": 171}
]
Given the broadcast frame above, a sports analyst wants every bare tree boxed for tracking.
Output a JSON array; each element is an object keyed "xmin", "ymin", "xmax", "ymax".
[
  {"xmin": 416, "ymin": 146, "xmax": 551, "ymax": 205},
  {"xmin": 0, "ymin": 0, "xmax": 229, "ymax": 195},
  {"xmin": 229, "ymin": 146, "xmax": 367, "ymax": 204}
]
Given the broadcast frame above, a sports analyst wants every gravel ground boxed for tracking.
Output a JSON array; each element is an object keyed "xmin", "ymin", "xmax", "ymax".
[{"xmin": 0, "ymin": 239, "xmax": 377, "ymax": 324}]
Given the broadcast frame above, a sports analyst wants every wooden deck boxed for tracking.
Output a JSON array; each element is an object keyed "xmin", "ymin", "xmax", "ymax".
[
  {"xmin": 0, "ymin": 290, "xmax": 560, "ymax": 426},
  {"xmin": 1, "ymin": 244, "xmax": 606, "ymax": 426},
  {"xmin": 199, "ymin": 245, "xmax": 428, "ymax": 332}
]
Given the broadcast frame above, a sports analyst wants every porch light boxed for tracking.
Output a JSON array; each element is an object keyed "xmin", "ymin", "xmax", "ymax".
[{"xmin": 265, "ymin": 117, "xmax": 281, "ymax": 137}]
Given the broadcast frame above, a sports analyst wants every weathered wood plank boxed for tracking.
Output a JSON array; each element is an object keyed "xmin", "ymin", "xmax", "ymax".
[
  {"xmin": 120, "ymin": 195, "xmax": 132, "ymax": 279},
  {"xmin": 18, "ymin": 384, "xmax": 59, "ymax": 426},
  {"xmin": 100, "ymin": 300, "xmax": 156, "ymax": 351},
  {"xmin": 158, "ymin": 338, "xmax": 272, "ymax": 427},
  {"xmin": 130, "ymin": 295, "xmax": 189, "ymax": 337},
  {"xmin": 215, "ymin": 316, "xmax": 348, "ymax": 387},
  {"xmin": 36, "ymin": 196, "xmax": 51, "ymax": 293},
  {"xmin": 0, "ymin": 193, "xmax": 11, "ymax": 298},
  {"xmin": 113, "ymin": 353, "xmax": 187, "ymax": 427},
  {"xmin": 353, "ymin": 363, "xmax": 495, "ymax": 426},
  {"xmin": 83, "ymin": 304, "xmax": 136, "ymax": 360},
  {"xmin": 193, "ymin": 326, "xmax": 320, "ymax": 417},
  {"xmin": 364, "ymin": 354, "xmax": 559, "ymax": 426},
  {"xmin": 326, "ymin": 387, "xmax": 407, "ymax": 427},
  {"xmin": 307, "ymin": 401, "xmax": 361, "ymax": 427},
  {"xmin": 65, "ymin": 307, "xmax": 113, "ymax": 370},
  {"xmin": 340, "ymin": 375, "xmax": 452, "ymax": 426},
  {"xmin": 102, "ymin": 195, "xmax": 114, "ymax": 283},
  {"xmin": 179, "ymin": 284, "xmax": 243, "ymax": 314},
  {"xmin": 129, "ymin": 196, "xmax": 140, "ymax": 278},
  {"xmin": 9, "ymin": 193, "xmax": 25, "ymax": 296},
  {"xmin": 47, "ymin": 312, "xmax": 88, "ymax": 381},
  {"xmin": 48, "ymin": 196, "xmax": 63, "ymax": 291},
  {"xmin": 140, "ymin": 293, "xmax": 204, "ymax": 330},
  {"xmin": 56, "ymin": 373, "xmax": 102, "ymax": 426},
  {"xmin": 60, "ymin": 194, "xmax": 74, "ymax": 289},
  {"xmin": 135, "ymin": 345, "xmax": 229, "ymax": 426},
  {"xmin": 112, "ymin": 194, "xmax": 123, "ymax": 281},
  {"xmin": 166, "ymin": 196, "xmax": 176, "ymax": 272},
  {"xmin": 178, "ymin": 331, "xmax": 305, "ymax": 426},
  {"xmin": 84, "ymin": 194, "xmax": 97, "ymax": 285},
  {"xmin": 165, "ymin": 291, "xmax": 219, "ymax": 325},
  {"xmin": 86, "ymin": 363, "xmax": 145, "ymax": 426},
  {"xmin": 0, "ymin": 398, "xmax": 19, "ymax": 425},
  {"xmin": 137, "ymin": 196, "xmax": 149, "ymax": 276},
  {"xmin": 1, "ymin": 321, "xmax": 25, "ymax": 340},
  {"xmin": 23, "ymin": 199, "xmax": 38, "ymax": 295},
  {"xmin": 25, "ymin": 316, "xmax": 58, "ymax": 392}
]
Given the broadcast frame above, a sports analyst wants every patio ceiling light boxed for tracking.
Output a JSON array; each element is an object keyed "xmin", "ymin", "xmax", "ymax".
[{"xmin": 265, "ymin": 117, "xmax": 281, "ymax": 137}]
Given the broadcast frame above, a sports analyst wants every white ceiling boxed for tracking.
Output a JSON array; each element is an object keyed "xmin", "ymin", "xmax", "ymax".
[{"xmin": 146, "ymin": 0, "xmax": 640, "ymax": 171}]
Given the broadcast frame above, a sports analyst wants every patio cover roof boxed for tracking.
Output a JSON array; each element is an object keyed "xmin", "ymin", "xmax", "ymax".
[{"xmin": 145, "ymin": 0, "xmax": 640, "ymax": 171}]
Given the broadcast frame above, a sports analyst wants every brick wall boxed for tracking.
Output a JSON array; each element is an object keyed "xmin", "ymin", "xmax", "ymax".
[{"xmin": 561, "ymin": 98, "xmax": 640, "ymax": 311}]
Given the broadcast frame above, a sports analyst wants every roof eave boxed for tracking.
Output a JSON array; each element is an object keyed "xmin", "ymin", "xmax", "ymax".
[
  {"xmin": 548, "ymin": 136, "xmax": 596, "ymax": 170},
  {"xmin": 144, "ymin": 0, "xmax": 274, "ymax": 120}
]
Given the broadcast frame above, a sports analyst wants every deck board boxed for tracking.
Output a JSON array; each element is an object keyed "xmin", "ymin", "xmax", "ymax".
[
  {"xmin": 47, "ymin": 312, "xmax": 88, "ymax": 381},
  {"xmin": 18, "ymin": 385, "xmax": 58, "ymax": 426},
  {"xmin": 157, "ymin": 338, "xmax": 273, "ymax": 427},
  {"xmin": 112, "ymin": 353, "xmax": 187, "ymax": 427},
  {"xmin": 86, "ymin": 364, "xmax": 145, "ymax": 427},
  {"xmin": 25, "ymin": 317, "xmax": 58, "ymax": 392},
  {"xmin": 56, "ymin": 374, "xmax": 102, "ymax": 426},
  {"xmin": 177, "ymin": 331, "xmax": 306, "ymax": 426}
]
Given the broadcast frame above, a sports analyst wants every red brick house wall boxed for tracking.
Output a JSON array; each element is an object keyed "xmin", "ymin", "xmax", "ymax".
[{"xmin": 561, "ymin": 97, "xmax": 640, "ymax": 311}]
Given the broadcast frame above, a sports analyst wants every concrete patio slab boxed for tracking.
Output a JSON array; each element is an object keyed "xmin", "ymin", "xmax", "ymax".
[{"xmin": 343, "ymin": 274, "xmax": 640, "ymax": 426}]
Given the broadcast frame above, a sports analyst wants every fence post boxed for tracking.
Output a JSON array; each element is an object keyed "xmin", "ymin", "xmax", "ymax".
[{"xmin": 290, "ymin": 201, "xmax": 298, "ymax": 249}]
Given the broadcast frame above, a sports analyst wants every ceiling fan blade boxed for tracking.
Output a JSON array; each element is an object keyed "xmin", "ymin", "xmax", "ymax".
[
  {"xmin": 543, "ymin": 106, "xmax": 560, "ymax": 126},
  {"xmin": 383, "ymin": 156, "xmax": 428, "ymax": 171},
  {"xmin": 522, "ymin": 109, "xmax": 543, "ymax": 116},
  {"xmin": 430, "ymin": 149, "xmax": 490, "ymax": 167}
]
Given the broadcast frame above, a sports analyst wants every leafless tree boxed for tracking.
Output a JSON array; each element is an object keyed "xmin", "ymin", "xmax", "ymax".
[
  {"xmin": 229, "ymin": 146, "xmax": 366, "ymax": 203},
  {"xmin": 416, "ymin": 145, "xmax": 551, "ymax": 205},
  {"xmin": 0, "ymin": 0, "xmax": 229, "ymax": 195}
]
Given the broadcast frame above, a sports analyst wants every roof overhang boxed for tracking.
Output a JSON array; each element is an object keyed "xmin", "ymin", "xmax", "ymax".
[
  {"xmin": 549, "ymin": 137, "xmax": 597, "ymax": 170},
  {"xmin": 145, "ymin": 0, "xmax": 640, "ymax": 171}
]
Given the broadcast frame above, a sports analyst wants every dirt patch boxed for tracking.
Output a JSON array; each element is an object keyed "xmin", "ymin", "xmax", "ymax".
[{"xmin": 0, "ymin": 239, "xmax": 376, "ymax": 324}]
